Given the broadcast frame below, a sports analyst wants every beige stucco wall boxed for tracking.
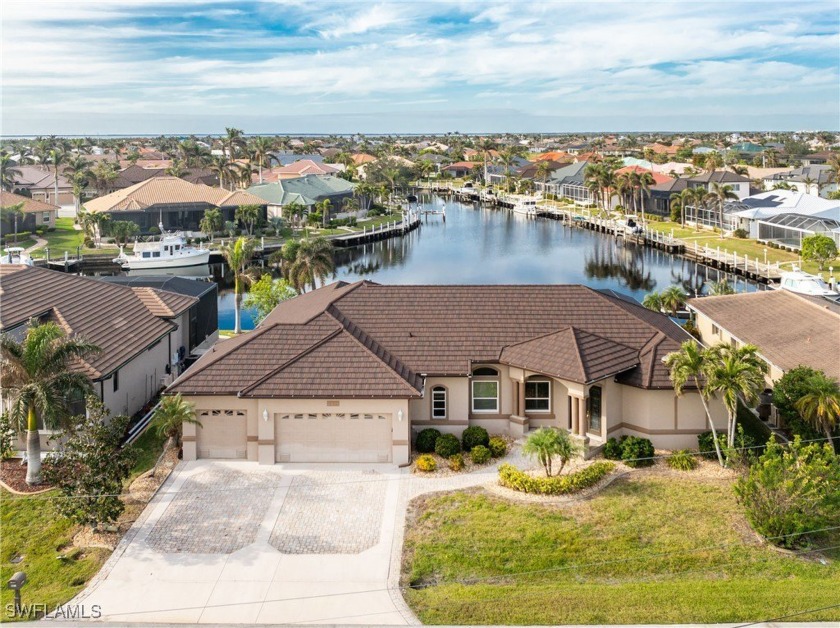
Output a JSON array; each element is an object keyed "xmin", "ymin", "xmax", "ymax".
[
  {"xmin": 183, "ymin": 396, "xmax": 411, "ymax": 465},
  {"xmin": 99, "ymin": 336, "xmax": 171, "ymax": 418}
]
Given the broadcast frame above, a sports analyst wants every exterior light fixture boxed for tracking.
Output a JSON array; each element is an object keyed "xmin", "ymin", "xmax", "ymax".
[
  {"xmin": 397, "ymin": 410, "xmax": 404, "ymax": 422},
  {"xmin": 262, "ymin": 409, "xmax": 269, "ymax": 422}
]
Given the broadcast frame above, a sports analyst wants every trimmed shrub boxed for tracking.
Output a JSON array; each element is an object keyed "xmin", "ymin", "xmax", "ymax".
[
  {"xmin": 415, "ymin": 454, "xmax": 437, "ymax": 473},
  {"xmin": 461, "ymin": 426, "xmax": 489, "ymax": 451},
  {"xmin": 448, "ymin": 453, "xmax": 465, "ymax": 471},
  {"xmin": 697, "ymin": 431, "xmax": 728, "ymax": 460},
  {"xmin": 602, "ymin": 436, "xmax": 624, "ymax": 460},
  {"xmin": 498, "ymin": 461, "xmax": 615, "ymax": 495},
  {"xmin": 416, "ymin": 428, "xmax": 441, "ymax": 454},
  {"xmin": 667, "ymin": 449, "xmax": 698, "ymax": 471},
  {"xmin": 620, "ymin": 436, "xmax": 655, "ymax": 468},
  {"xmin": 0, "ymin": 413, "xmax": 16, "ymax": 460},
  {"xmin": 733, "ymin": 228, "xmax": 748, "ymax": 239},
  {"xmin": 434, "ymin": 433, "xmax": 461, "ymax": 458},
  {"xmin": 488, "ymin": 436, "xmax": 507, "ymax": 458},
  {"xmin": 470, "ymin": 445, "xmax": 491, "ymax": 465}
]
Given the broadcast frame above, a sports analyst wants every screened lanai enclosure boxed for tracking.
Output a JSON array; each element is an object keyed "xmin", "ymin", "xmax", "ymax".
[{"xmin": 756, "ymin": 214, "xmax": 840, "ymax": 249}]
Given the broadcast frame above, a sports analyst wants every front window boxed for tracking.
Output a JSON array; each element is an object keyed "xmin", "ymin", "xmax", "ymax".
[
  {"xmin": 431, "ymin": 386, "xmax": 447, "ymax": 419},
  {"xmin": 42, "ymin": 212, "xmax": 51, "ymax": 223},
  {"xmin": 472, "ymin": 367, "xmax": 499, "ymax": 413},
  {"xmin": 587, "ymin": 386, "xmax": 602, "ymax": 433},
  {"xmin": 525, "ymin": 380, "xmax": 551, "ymax": 412}
]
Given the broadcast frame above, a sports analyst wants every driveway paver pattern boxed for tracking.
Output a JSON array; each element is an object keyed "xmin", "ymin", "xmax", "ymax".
[
  {"xmin": 270, "ymin": 469, "xmax": 387, "ymax": 554},
  {"xmin": 146, "ymin": 467, "xmax": 279, "ymax": 554}
]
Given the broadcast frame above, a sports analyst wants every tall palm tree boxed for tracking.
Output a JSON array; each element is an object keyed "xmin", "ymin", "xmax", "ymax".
[
  {"xmin": 0, "ymin": 151, "xmax": 22, "ymax": 191},
  {"xmin": 660, "ymin": 285, "xmax": 688, "ymax": 316},
  {"xmin": 664, "ymin": 341, "xmax": 725, "ymax": 465},
  {"xmin": 801, "ymin": 175, "xmax": 816, "ymax": 196},
  {"xmin": 165, "ymin": 160, "xmax": 187, "ymax": 178},
  {"xmin": 64, "ymin": 155, "xmax": 91, "ymax": 214},
  {"xmin": 475, "ymin": 137, "xmax": 497, "ymax": 184},
  {"xmin": 637, "ymin": 171, "xmax": 655, "ymax": 224},
  {"xmin": 199, "ymin": 207, "xmax": 224, "ymax": 241},
  {"xmin": 249, "ymin": 136, "xmax": 274, "ymax": 184},
  {"xmin": 709, "ymin": 182, "xmax": 738, "ymax": 235},
  {"xmin": 316, "ymin": 198, "xmax": 332, "ymax": 228},
  {"xmin": 220, "ymin": 237, "xmax": 256, "ymax": 334},
  {"xmin": 288, "ymin": 237, "xmax": 335, "ymax": 293},
  {"xmin": 209, "ymin": 155, "xmax": 237, "ymax": 191},
  {"xmin": 534, "ymin": 160, "xmax": 552, "ymax": 195},
  {"xmin": 641, "ymin": 291, "xmax": 663, "ymax": 312},
  {"xmin": 224, "ymin": 127, "xmax": 246, "ymax": 160},
  {"xmin": 794, "ymin": 373, "xmax": 840, "ymax": 447},
  {"xmin": 705, "ymin": 344, "xmax": 768, "ymax": 447},
  {"xmin": 1, "ymin": 321, "xmax": 100, "ymax": 484},
  {"xmin": 47, "ymin": 147, "xmax": 68, "ymax": 206}
]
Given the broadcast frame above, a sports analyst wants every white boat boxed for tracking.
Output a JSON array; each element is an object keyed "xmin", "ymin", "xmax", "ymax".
[
  {"xmin": 1, "ymin": 247, "xmax": 33, "ymax": 265},
  {"xmin": 512, "ymin": 198, "xmax": 539, "ymax": 216},
  {"xmin": 777, "ymin": 268, "xmax": 839, "ymax": 297},
  {"xmin": 113, "ymin": 229, "xmax": 210, "ymax": 270}
]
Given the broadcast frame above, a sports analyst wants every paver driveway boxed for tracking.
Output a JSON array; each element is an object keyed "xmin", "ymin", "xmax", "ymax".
[{"xmin": 73, "ymin": 461, "xmax": 408, "ymax": 624}]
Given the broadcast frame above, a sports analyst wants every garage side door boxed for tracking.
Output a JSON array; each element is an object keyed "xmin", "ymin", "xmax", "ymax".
[
  {"xmin": 196, "ymin": 409, "xmax": 247, "ymax": 459},
  {"xmin": 275, "ymin": 412, "xmax": 391, "ymax": 463}
]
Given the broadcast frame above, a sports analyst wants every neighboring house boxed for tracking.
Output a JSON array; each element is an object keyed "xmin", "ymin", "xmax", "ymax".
[
  {"xmin": 248, "ymin": 174, "xmax": 356, "ymax": 217},
  {"xmin": 729, "ymin": 142, "xmax": 765, "ymax": 156},
  {"xmin": 168, "ymin": 281, "xmax": 726, "ymax": 465},
  {"xmin": 763, "ymin": 165, "xmax": 838, "ymax": 198},
  {"xmin": 535, "ymin": 151, "xmax": 575, "ymax": 162},
  {"xmin": 800, "ymin": 151, "xmax": 835, "ymax": 166},
  {"xmin": 0, "ymin": 190, "xmax": 59, "ymax": 235},
  {"xmin": 648, "ymin": 177, "xmax": 690, "ymax": 218},
  {"xmin": 11, "ymin": 165, "xmax": 73, "ymax": 206},
  {"xmin": 258, "ymin": 160, "xmax": 340, "ymax": 183},
  {"xmin": 350, "ymin": 153, "xmax": 378, "ymax": 167},
  {"xmin": 687, "ymin": 170, "xmax": 752, "ymax": 200},
  {"xmin": 83, "ymin": 176, "xmax": 267, "ymax": 232},
  {"xmin": 687, "ymin": 290, "xmax": 840, "ymax": 386},
  {"xmin": 516, "ymin": 160, "xmax": 570, "ymax": 182},
  {"xmin": 644, "ymin": 143, "xmax": 681, "ymax": 157},
  {"xmin": 712, "ymin": 190, "xmax": 840, "ymax": 249},
  {"xmin": 111, "ymin": 165, "xmax": 219, "ymax": 191},
  {"xmin": 441, "ymin": 161, "xmax": 481, "ymax": 178},
  {"xmin": 486, "ymin": 157, "xmax": 532, "ymax": 186},
  {"xmin": 0, "ymin": 265, "xmax": 208, "ymax": 446},
  {"xmin": 269, "ymin": 152, "xmax": 326, "ymax": 167},
  {"xmin": 540, "ymin": 161, "xmax": 592, "ymax": 203}
]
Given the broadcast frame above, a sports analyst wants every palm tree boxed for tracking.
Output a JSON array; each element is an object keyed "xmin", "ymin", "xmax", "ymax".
[
  {"xmin": 660, "ymin": 285, "xmax": 688, "ymax": 316},
  {"xmin": 46, "ymin": 147, "xmax": 67, "ymax": 206},
  {"xmin": 801, "ymin": 175, "xmax": 816, "ymax": 196},
  {"xmin": 316, "ymin": 198, "xmax": 332, "ymax": 228},
  {"xmin": 151, "ymin": 394, "xmax": 201, "ymax": 449},
  {"xmin": 664, "ymin": 341, "xmax": 725, "ymax": 465},
  {"xmin": 709, "ymin": 182, "xmax": 738, "ymax": 235},
  {"xmin": 249, "ymin": 136, "xmax": 274, "ymax": 184},
  {"xmin": 637, "ymin": 172, "xmax": 655, "ymax": 224},
  {"xmin": 288, "ymin": 237, "xmax": 335, "ymax": 293},
  {"xmin": 209, "ymin": 155, "xmax": 237, "ymax": 191},
  {"xmin": 220, "ymin": 237, "xmax": 256, "ymax": 334},
  {"xmin": 235, "ymin": 204, "xmax": 260, "ymax": 236},
  {"xmin": 534, "ymin": 160, "xmax": 552, "ymax": 195},
  {"xmin": 708, "ymin": 280, "xmax": 734, "ymax": 296},
  {"xmin": 1, "ymin": 151, "xmax": 23, "ymax": 191},
  {"xmin": 641, "ymin": 291, "xmax": 663, "ymax": 312},
  {"xmin": 199, "ymin": 207, "xmax": 224, "ymax": 241},
  {"xmin": 165, "ymin": 160, "xmax": 187, "ymax": 178},
  {"xmin": 522, "ymin": 427, "xmax": 578, "ymax": 477},
  {"xmin": 268, "ymin": 215, "xmax": 284, "ymax": 236},
  {"xmin": 1, "ymin": 321, "xmax": 100, "ymax": 484},
  {"xmin": 475, "ymin": 137, "xmax": 497, "ymax": 184},
  {"xmin": 794, "ymin": 373, "xmax": 840, "ymax": 447},
  {"xmin": 826, "ymin": 154, "xmax": 840, "ymax": 187},
  {"xmin": 705, "ymin": 344, "xmax": 768, "ymax": 447},
  {"xmin": 64, "ymin": 155, "xmax": 91, "ymax": 214},
  {"xmin": 1, "ymin": 202, "xmax": 25, "ymax": 244},
  {"xmin": 224, "ymin": 127, "xmax": 246, "ymax": 160}
]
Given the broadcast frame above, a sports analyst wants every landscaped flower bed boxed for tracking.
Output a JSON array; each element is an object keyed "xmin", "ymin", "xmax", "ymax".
[{"xmin": 498, "ymin": 461, "xmax": 615, "ymax": 495}]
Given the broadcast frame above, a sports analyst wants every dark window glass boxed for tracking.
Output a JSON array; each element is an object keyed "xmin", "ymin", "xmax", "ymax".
[{"xmin": 588, "ymin": 386, "xmax": 602, "ymax": 432}]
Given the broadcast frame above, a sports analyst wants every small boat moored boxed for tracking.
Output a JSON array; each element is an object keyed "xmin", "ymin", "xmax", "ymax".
[
  {"xmin": 1, "ymin": 247, "xmax": 33, "ymax": 266},
  {"xmin": 512, "ymin": 198, "xmax": 539, "ymax": 216},
  {"xmin": 113, "ymin": 227, "xmax": 210, "ymax": 270},
  {"xmin": 776, "ymin": 267, "xmax": 839, "ymax": 297}
]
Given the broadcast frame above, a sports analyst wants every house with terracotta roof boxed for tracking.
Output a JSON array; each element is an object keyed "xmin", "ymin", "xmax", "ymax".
[
  {"xmin": 11, "ymin": 165, "xmax": 73, "ymax": 206},
  {"xmin": 0, "ymin": 265, "xmax": 217, "ymax": 443},
  {"xmin": 258, "ymin": 159, "xmax": 340, "ymax": 183},
  {"xmin": 351, "ymin": 153, "xmax": 378, "ymax": 167},
  {"xmin": 168, "ymin": 281, "xmax": 726, "ymax": 464},
  {"xmin": 1, "ymin": 190, "xmax": 59, "ymax": 235},
  {"xmin": 83, "ymin": 176, "xmax": 267, "ymax": 232},
  {"xmin": 441, "ymin": 161, "xmax": 481, "ymax": 177}
]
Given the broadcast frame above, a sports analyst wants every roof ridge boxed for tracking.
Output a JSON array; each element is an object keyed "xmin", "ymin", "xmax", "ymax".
[
  {"xmin": 568, "ymin": 327, "xmax": 588, "ymax": 382},
  {"xmin": 239, "ymin": 326, "xmax": 344, "ymax": 395},
  {"xmin": 497, "ymin": 326, "xmax": 573, "ymax": 352}
]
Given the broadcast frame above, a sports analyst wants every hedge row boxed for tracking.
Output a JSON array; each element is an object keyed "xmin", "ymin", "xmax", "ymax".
[{"xmin": 498, "ymin": 461, "xmax": 615, "ymax": 496}]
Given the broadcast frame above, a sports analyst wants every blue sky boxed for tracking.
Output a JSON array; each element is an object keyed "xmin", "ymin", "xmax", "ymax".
[{"xmin": 1, "ymin": 1, "xmax": 838, "ymax": 135}]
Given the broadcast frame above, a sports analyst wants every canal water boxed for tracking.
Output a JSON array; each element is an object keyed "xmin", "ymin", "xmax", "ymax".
[{"xmin": 93, "ymin": 196, "xmax": 763, "ymax": 331}]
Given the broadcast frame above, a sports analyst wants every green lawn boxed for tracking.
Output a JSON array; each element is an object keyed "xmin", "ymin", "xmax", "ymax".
[
  {"xmin": 36, "ymin": 218, "xmax": 118, "ymax": 257},
  {"xmin": 0, "ymin": 431, "xmax": 168, "ymax": 620},
  {"xmin": 0, "ymin": 489, "xmax": 111, "ymax": 621},
  {"xmin": 402, "ymin": 475, "xmax": 840, "ymax": 624}
]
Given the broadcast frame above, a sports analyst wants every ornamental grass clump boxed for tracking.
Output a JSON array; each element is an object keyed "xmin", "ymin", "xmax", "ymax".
[{"xmin": 666, "ymin": 449, "xmax": 699, "ymax": 471}]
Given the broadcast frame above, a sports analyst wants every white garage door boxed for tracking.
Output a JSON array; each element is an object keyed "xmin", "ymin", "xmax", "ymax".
[
  {"xmin": 275, "ymin": 412, "xmax": 392, "ymax": 463},
  {"xmin": 196, "ymin": 409, "xmax": 247, "ymax": 459}
]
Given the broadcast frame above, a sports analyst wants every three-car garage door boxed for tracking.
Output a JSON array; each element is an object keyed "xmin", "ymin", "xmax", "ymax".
[
  {"xmin": 196, "ymin": 409, "xmax": 247, "ymax": 459},
  {"xmin": 275, "ymin": 412, "xmax": 392, "ymax": 463}
]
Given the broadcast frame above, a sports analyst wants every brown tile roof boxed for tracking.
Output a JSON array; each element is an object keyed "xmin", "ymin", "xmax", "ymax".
[
  {"xmin": 83, "ymin": 177, "xmax": 266, "ymax": 213},
  {"xmin": 687, "ymin": 290, "xmax": 840, "ymax": 380},
  {"xmin": 500, "ymin": 327, "xmax": 640, "ymax": 384},
  {"xmin": 351, "ymin": 153, "xmax": 377, "ymax": 166},
  {"xmin": 130, "ymin": 287, "xmax": 197, "ymax": 318},
  {"xmin": 0, "ymin": 265, "xmax": 185, "ymax": 379},
  {"xmin": 0, "ymin": 190, "xmax": 60, "ymax": 213},
  {"xmin": 172, "ymin": 282, "xmax": 693, "ymax": 397}
]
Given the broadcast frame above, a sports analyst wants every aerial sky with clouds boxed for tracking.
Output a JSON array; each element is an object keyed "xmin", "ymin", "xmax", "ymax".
[{"xmin": 1, "ymin": 1, "xmax": 838, "ymax": 135}]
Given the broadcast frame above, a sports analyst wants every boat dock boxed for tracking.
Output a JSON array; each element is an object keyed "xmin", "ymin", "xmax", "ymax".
[
  {"xmin": 416, "ymin": 181, "xmax": 783, "ymax": 283},
  {"xmin": 330, "ymin": 216, "xmax": 421, "ymax": 248}
]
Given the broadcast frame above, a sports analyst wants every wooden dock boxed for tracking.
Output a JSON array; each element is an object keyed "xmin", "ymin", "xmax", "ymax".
[{"xmin": 330, "ymin": 217, "xmax": 421, "ymax": 248}]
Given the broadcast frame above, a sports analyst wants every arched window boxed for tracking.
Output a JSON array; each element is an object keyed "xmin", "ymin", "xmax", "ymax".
[
  {"xmin": 525, "ymin": 378, "xmax": 551, "ymax": 413},
  {"xmin": 472, "ymin": 366, "xmax": 499, "ymax": 413},
  {"xmin": 431, "ymin": 386, "xmax": 447, "ymax": 419}
]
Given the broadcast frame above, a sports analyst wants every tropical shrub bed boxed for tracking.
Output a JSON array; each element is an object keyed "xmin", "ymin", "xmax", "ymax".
[
  {"xmin": 602, "ymin": 435, "xmax": 655, "ymax": 467},
  {"xmin": 498, "ymin": 461, "xmax": 615, "ymax": 495}
]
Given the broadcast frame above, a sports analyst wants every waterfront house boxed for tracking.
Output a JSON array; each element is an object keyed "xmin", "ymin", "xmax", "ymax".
[
  {"xmin": 687, "ymin": 170, "xmax": 753, "ymax": 200},
  {"xmin": 0, "ymin": 265, "xmax": 217, "ymax": 446},
  {"xmin": 258, "ymin": 159, "xmax": 340, "ymax": 183},
  {"xmin": 11, "ymin": 165, "xmax": 73, "ymax": 206},
  {"xmin": 83, "ymin": 176, "xmax": 267, "ymax": 233},
  {"xmin": 168, "ymin": 281, "xmax": 726, "ymax": 464},
  {"xmin": 540, "ymin": 161, "xmax": 593, "ymax": 203},
  {"xmin": 648, "ymin": 177, "xmax": 690, "ymax": 218},
  {"xmin": 763, "ymin": 165, "xmax": 838, "ymax": 198},
  {"xmin": 248, "ymin": 174, "xmax": 356, "ymax": 218},
  {"xmin": 0, "ymin": 190, "xmax": 59, "ymax": 236},
  {"xmin": 441, "ymin": 161, "xmax": 481, "ymax": 178},
  {"xmin": 687, "ymin": 289, "xmax": 840, "ymax": 387}
]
